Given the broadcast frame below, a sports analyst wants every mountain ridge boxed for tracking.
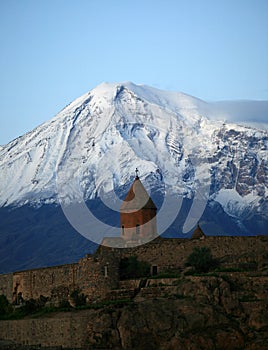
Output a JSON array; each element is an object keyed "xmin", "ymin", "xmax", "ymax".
[
  {"xmin": 0, "ymin": 82, "xmax": 266, "ymax": 207},
  {"xmin": 0, "ymin": 82, "xmax": 267, "ymax": 272}
]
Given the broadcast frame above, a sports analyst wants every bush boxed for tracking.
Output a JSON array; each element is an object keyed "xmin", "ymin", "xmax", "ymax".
[
  {"xmin": 58, "ymin": 299, "xmax": 71, "ymax": 309},
  {"xmin": 70, "ymin": 289, "xmax": 87, "ymax": 307},
  {"xmin": 21, "ymin": 298, "xmax": 39, "ymax": 314},
  {"xmin": 119, "ymin": 256, "xmax": 150, "ymax": 280},
  {"xmin": 150, "ymin": 271, "xmax": 180, "ymax": 279},
  {"xmin": 0, "ymin": 294, "xmax": 12, "ymax": 316},
  {"xmin": 186, "ymin": 247, "xmax": 215, "ymax": 273}
]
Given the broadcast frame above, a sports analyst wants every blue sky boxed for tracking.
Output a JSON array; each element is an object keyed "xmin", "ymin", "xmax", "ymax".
[{"xmin": 0, "ymin": 0, "xmax": 268, "ymax": 145}]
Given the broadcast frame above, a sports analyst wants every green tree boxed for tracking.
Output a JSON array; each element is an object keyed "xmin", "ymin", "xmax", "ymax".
[
  {"xmin": 186, "ymin": 247, "xmax": 215, "ymax": 273},
  {"xmin": 70, "ymin": 289, "xmax": 87, "ymax": 307},
  {"xmin": 22, "ymin": 298, "xmax": 39, "ymax": 314},
  {"xmin": 119, "ymin": 256, "xmax": 150, "ymax": 280},
  {"xmin": 0, "ymin": 294, "xmax": 12, "ymax": 316}
]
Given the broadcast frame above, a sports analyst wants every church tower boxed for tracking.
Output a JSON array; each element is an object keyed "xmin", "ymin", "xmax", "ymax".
[{"xmin": 120, "ymin": 169, "xmax": 157, "ymax": 243}]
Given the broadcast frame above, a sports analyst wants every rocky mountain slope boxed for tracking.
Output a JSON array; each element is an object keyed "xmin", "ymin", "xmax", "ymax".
[
  {"xmin": 0, "ymin": 82, "xmax": 267, "ymax": 272},
  {"xmin": 0, "ymin": 82, "xmax": 267, "ymax": 210}
]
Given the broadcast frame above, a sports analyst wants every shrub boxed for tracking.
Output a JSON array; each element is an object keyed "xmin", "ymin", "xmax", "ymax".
[
  {"xmin": 150, "ymin": 271, "xmax": 180, "ymax": 279},
  {"xmin": 215, "ymin": 267, "xmax": 244, "ymax": 273},
  {"xmin": 0, "ymin": 294, "xmax": 12, "ymax": 316},
  {"xmin": 119, "ymin": 256, "xmax": 150, "ymax": 280},
  {"xmin": 70, "ymin": 289, "xmax": 87, "ymax": 307},
  {"xmin": 21, "ymin": 298, "xmax": 39, "ymax": 314},
  {"xmin": 186, "ymin": 247, "xmax": 215, "ymax": 273},
  {"xmin": 58, "ymin": 299, "xmax": 71, "ymax": 310}
]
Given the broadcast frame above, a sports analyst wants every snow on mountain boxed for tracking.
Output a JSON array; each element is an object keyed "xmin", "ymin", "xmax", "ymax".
[{"xmin": 0, "ymin": 82, "xmax": 267, "ymax": 225}]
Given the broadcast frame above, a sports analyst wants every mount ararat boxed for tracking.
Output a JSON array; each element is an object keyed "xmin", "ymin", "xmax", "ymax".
[{"xmin": 0, "ymin": 82, "xmax": 267, "ymax": 273}]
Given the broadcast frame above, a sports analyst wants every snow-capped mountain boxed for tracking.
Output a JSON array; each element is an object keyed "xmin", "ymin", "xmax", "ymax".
[
  {"xmin": 0, "ymin": 82, "xmax": 267, "ymax": 212},
  {"xmin": 0, "ymin": 82, "xmax": 267, "ymax": 272}
]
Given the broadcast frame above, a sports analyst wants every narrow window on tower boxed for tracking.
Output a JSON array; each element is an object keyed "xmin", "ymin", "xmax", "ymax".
[
  {"xmin": 104, "ymin": 265, "xmax": 108, "ymax": 278},
  {"xmin": 121, "ymin": 225, "xmax": 125, "ymax": 236},
  {"xmin": 136, "ymin": 224, "xmax": 140, "ymax": 235}
]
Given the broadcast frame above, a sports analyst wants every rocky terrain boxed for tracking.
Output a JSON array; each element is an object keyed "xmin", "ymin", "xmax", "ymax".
[
  {"xmin": 85, "ymin": 273, "xmax": 268, "ymax": 350},
  {"xmin": 1, "ymin": 243, "xmax": 267, "ymax": 350},
  {"xmin": 0, "ymin": 273, "xmax": 267, "ymax": 350}
]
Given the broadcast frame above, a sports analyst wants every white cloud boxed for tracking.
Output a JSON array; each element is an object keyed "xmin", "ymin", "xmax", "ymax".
[{"xmin": 205, "ymin": 100, "xmax": 268, "ymax": 130}]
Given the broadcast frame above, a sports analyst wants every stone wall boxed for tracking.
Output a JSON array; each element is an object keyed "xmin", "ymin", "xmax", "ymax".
[
  {"xmin": 117, "ymin": 236, "xmax": 268, "ymax": 273},
  {"xmin": 0, "ymin": 248, "xmax": 120, "ymax": 304},
  {"xmin": 75, "ymin": 248, "xmax": 120, "ymax": 302},
  {"xmin": 1, "ymin": 272, "xmax": 268, "ymax": 350},
  {"xmin": 0, "ymin": 274, "xmax": 12, "ymax": 301},
  {"xmin": 0, "ymin": 236, "xmax": 267, "ymax": 304},
  {"xmin": 12, "ymin": 263, "xmax": 76, "ymax": 303},
  {"xmin": 0, "ymin": 236, "xmax": 267, "ymax": 349},
  {"xmin": 0, "ymin": 311, "xmax": 90, "ymax": 348}
]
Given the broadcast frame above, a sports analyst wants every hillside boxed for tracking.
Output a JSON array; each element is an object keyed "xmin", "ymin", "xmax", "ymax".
[{"xmin": 0, "ymin": 235, "xmax": 267, "ymax": 350}]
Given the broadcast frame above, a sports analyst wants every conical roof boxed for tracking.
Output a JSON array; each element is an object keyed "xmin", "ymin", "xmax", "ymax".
[
  {"xmin": 120, "ymin": 176, "xmax": 157, "ymax": 211},
  {"xmin": 191, "ymin": 223, "xmax": 206, "ymax": 239}
]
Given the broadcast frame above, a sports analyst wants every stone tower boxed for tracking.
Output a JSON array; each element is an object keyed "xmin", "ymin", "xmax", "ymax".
[{"xmin": 120, "ymin": 170, "xmax": 157, "ymax": 243}]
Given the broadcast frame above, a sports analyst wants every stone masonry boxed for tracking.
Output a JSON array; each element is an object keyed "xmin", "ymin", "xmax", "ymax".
[{"xmin": 0, "ymin": 235, "xmax": 267, "ymax": 305}]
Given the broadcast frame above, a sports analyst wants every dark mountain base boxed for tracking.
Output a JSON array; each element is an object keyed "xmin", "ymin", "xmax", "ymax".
[
  {"xmin": 0, "ymin": 195, "xmax": 266, "ymax": 274},
  {"xmin": 0, "ymin": 204, "xmax": 97, "ymax": 274}
]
